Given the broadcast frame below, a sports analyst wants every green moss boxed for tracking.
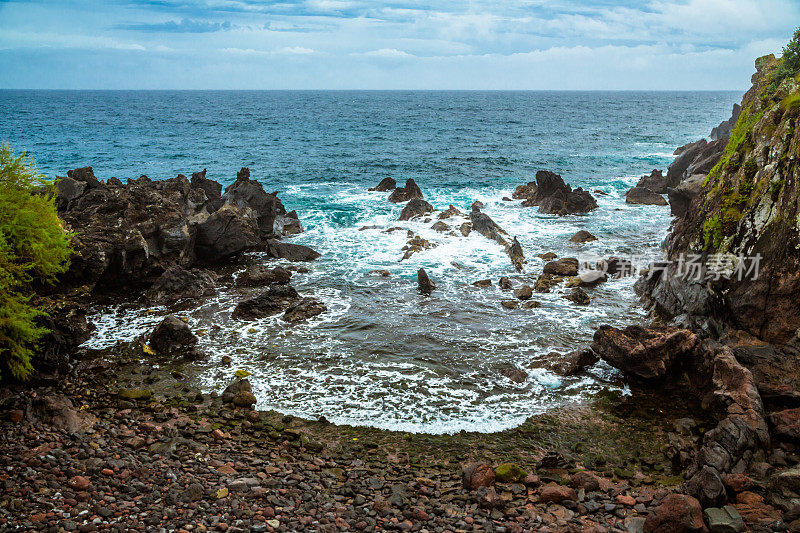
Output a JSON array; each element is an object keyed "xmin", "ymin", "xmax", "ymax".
[
  {"xmin": 782, "ymin": 93, "xmax": 800, "ymax": 113},
  {"xmin": 703, "ymin": 215, "xmax": 724, "ymax": 250},
  {"xmin": 742, "ymin": 159, "xmax": 758, "ymax": 181},
  {"xmin": 495, "ymin": 463, "xmax": 527, "ymax": 483}
]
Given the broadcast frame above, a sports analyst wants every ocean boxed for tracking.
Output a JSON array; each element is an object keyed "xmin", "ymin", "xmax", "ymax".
[{"xmin": 0, "ymin": 90, "xmax": 739, "ymax": 433}]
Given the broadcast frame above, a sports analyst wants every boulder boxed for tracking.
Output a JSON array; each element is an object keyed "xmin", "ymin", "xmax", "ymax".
[
  {"xmin": 501, "ymin": 300, "xmax": 519, "ymax": 309},
  {"xmin": 236, "ymin": 265, "xmax": 292, "ymax": 287},
  {"xmin": 462, "ymin": 462, "xmax": 495, "ymax": 490},
  {"xmin": 549, "ymin": 348, "xmax": 599, "ymax": 376},
  {"xmin": 768, "ymin": 408, "xmax": 800, "ymax": 441},
  {"xmin": 626, "ymin": 186, "xmax": 668, "ymax": 206},
  {"xmin": 538, "ymin": 484, "xmax": 577, "ymax": 503},
  {"xmin": 67, "ymin": 167, "xmax": 103, "ymax": 189},
  {"xmin": 24, "ymin": 394, "xmax": 96, "ymax": 434},
  {"xmin": 369, "ymin": 177, "xmax": 396, "ymax": 192},
  {"xmin": 563, "ymin": 287, "xmax": 590, "ymax": 305},
  {"xmin": 643, "ymin": 494, "xmax": 705, "ymax": 533},
  {"xmin": 438, "ymin": 205, "xmax": 463, "ymax": 219},
  {"xmin": 569, "ymin": 230, "xmax": 597, "ymax": 243},
  {"xmin": 498, "ymin": 277, "xmax": 512, "ymax": 290},
  {"xmin": 418, "ymin": 268, "xmax": 436, "ymax": 295},
  {"xmin": 566, "ymin": 270, "xmax": 607, "ymax": 288},
  {"xmin": 283, "ymin": 297, "xmax": 326, "ymax": 323},
  {"xmin": 146, "ymin": 265, "xmax": 217, "ymax": 303},
  {"xmin": 703, "ymin": 505, "xmax": 744, "ymax": 533},
  {"xmin": 55, "ymin": 177, "xmax": 87, "ymax": 210},
  {"xmin": 597, "ymin": 256, "xmax": 634, "ymax": 278},
  {"xmin": 399, "ymin": 198, "xmax": 434, "ymax": 221},
  {"xmin": 635, "ymin": 170, "xmax": 669, "ymax": 194},
  {"xmin": 507, "ymin": 237, "xmax": 524, "ymax": 272},
  {"xmin": 514, "ymin": 171, "xmax": 598, "ymax": 215},
  {"xmin": 459, "ymin": 222, "xmax": 471, "ymax": 237},
  {"xmin": 543, "ymin": 257, "xmax": 579, "ymax": 277},
  {"xmin": 32, "ymin": 296, "xmax": 92, "ymax": 377},
  {"xmin": 431, "ymin": 221, "xmax": 449, "ymax": 232},
  {"xmin": 513, "ymin": 285, "xmax": 533, "ymax": 300},
  {"xmin": 221, "ymin": 379, "xmax": 252, "ymax": 404},
  {"xmin": 472, "ymin": 279, "xmax": 492, "ymax": 288},
  {"xmin": 265, "ymin": 239, "xmax": 320, "ymax": 262},
  {"xmin": 195, "ymin": 204, "xmax": 261, "ymax": 263},
  {"xmin": 149, "ymin": 315, "xmax": 198, "ymax": 354},
  {"xmin": 388, "ymin": 179, "xmax": 423, "ymax": 203},
  {"xmin": 494, "ymin": 463, "xmax": 527, "ymax": 483},
  {"xmin": 591, "ymin": 325, "xmax": 698, "ymax": 382},
  {"xmin": 231, "ymin": 285, "xmax": 300, "ymax": 320},
  {"xmin": 469, "ymin": 207, "xmax": 508, "ymax": 245}
]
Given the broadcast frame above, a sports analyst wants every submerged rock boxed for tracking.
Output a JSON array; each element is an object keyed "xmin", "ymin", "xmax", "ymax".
[
  {"xmin": 283, "ymin": 297, "xmax": 327, "ymax": 323},
  {"xmin": 563, "ymin": 287, "xmax": 590, "ymax": 305}
]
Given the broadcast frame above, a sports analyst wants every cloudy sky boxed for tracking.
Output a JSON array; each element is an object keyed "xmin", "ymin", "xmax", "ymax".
[{"xmin": 0, "ymin": 0, "xmax": 797, "ymax": 89}]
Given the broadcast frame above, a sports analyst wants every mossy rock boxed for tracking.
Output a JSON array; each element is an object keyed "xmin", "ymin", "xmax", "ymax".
[
  {"xmin": 118, "ymin": 388, "xmax": 153, "ymax": 401},
  {"xmin": 495, "ymin": 463, "xmax": 527, "ymax": 483}
]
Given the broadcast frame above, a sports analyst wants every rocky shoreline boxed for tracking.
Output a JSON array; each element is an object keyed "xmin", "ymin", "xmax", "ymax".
[{"xmin": 3, "ymin": 55, "xmax": 800, "ymax": 533}]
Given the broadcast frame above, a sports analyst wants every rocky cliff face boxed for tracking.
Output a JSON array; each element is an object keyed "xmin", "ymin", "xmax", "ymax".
[{"xmin": 639, "ymin": 54, "xmax": 800, "ymax": 344}]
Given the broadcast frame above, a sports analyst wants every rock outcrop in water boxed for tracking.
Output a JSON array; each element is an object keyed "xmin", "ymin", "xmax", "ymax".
[
  {"xmin": 56, "ymin": 167, "xmax": 313, "ymax": 292},
  {"xmin": 625, "ymin": 186, "xmax": 667, "ymax": 206},
  {"xmin": 469, "ymin": 206, "xmax": 525, "ymax": 271},
  {"xmin": 369, "ymin": 177, "xmax": 396, "ymax": 192},
  {"xmin": 513, "ymin": 171, "xmax": 598, "ymax": 215},
  {"xmin": 388, "ymin": 178, "xmax": 423, "ymax": 203}
]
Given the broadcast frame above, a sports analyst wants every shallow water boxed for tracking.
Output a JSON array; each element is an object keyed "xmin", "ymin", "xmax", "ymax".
[{"xmin": 0, "ymin": 90, "xmax": 739, "ymax": 433}]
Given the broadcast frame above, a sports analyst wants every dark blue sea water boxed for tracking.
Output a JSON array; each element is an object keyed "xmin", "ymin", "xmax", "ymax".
[{"xmin": 1, "ymin": 90, "xmax": 739, "ymax": 432}]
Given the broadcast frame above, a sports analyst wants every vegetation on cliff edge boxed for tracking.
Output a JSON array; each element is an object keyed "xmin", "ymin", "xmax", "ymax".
[{"xmin": 0, "ymin": 143, "xmax": 72, "ymax": 380}]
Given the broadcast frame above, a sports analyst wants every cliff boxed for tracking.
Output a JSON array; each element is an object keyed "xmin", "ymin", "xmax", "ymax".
[{"xmin": 640, "ymin": 54, "xmax": 800, "ymax": 344}]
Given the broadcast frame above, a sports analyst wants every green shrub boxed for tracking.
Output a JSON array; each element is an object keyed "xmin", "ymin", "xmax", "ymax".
[
  {"xmin": 771, "ymin": 27, "xmax": 800, "ymax": 92},
  {"xmin": 0, "ymin": 142, "xmax": 72, "ymax": 380}
]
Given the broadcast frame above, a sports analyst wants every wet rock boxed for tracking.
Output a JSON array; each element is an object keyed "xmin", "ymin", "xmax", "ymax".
[
  {"xmin": 626, "ymin": 186, "xmax": 668, "ymax": 206},
  {"xmin": 401, "ymin": 235, "xmax": 433, "ymax": 260},
  {"xmin": 195, "ymin": 204, "xmax": 261, "ymax": 263},
  {"xmin": 472, "ymin": 279, "xmax": 492, "ymax": 288},
  {"xmin": 418, "ymin": 268, "xmax": 436, "ymax": 295},
  {"xmin": 566, "ymin": 270, "xmax": 607, "ymax": 288},
  {"xmin": 236, "ymin": 265, "xmax": 292, "ymax": 287},
  {"xmin": 507, "ymin": 236, "xmax": 525, "ymax": 272},
  {"xmin": 514, "ymin": 285, "xmax": 533, "ymax": 300},
  {"xmin": 459, "ymin": 222, "xmax": 471, "ymax": 237},
  {"xmin": 563, "ymin": 287, "xmax": 590, "ymax": 305},
  {"xmin": 147, "ymin": 265, "xmax": 217, "ymax": 303},
  {"xmin": 32, "ymin": 296, "xmax": 91, "ymax": 376},
  {"xmin": 438, "ymin": 205, "xmax": 463, "ymax": 219},
  {"xmin": 431, "ymin": 221, "xmax": 450, "ymax": 232},
  {"xmin": 369, "ymin": 177, "xmax": 396, "ymax": 192},
  {"xmin": 118, "ymin": 388, "xmax": 152, "ymax": 401},
  {"xmin": 522, "ymin": 300, "xmax": 541, "ymax": 309},
  {"xmin": 643, "ymin": 494, "xmax": 705, "ymax": 533},
  {"xmin": 500, "ymin": 366, "xmax": 528, "ymax": 383},
  {"xmin": 399, "ymin": 198, "xmax": 434, "ymax": 221},
  {"xmin": 514, "ymin": 171, "xmax": 598, "ymax": 215},
  {"xmin": 463, "ymin": 462, "xmax": 495, "ymax": 490},
  {"xmin": 265, "ymin": 239, "xmax": 320, "ymax": 262},
  {"xmin": 550, "ymin": 348, "xmax": 599, "ymax": 376},
  {"xmin": 370, "ymin": 269, "xmax": 391, "ymax": 277},
  {"xmin": 388, "ymin": 179, "xmax": 423, "ymax": 203},
  {"xmin": 591, "ymin": 325, "xmax": 698, "ymax": 382},
  {"xmin": 635, "ymin": 170, "xmax": 669, "ymax": 194},
  {"xmin": 283, "ymin": 297, "xmax": 326, "ymax": 323},
  {"xmin": 499, "ymin": 277, "xmax": 512, "ymax": 290},
  {"xmin": 543, "ymin": 258, "xmax": 579, "ymax": 276},
  {"xmin": 569, "ymin": 230, "xmax": 597, "ymax": 243},
  {"xmin": 232, "ymin": 391, "xmax": 257, "ymax": 408},
  {"xmin": 538, "ymin": 252, "xmax": 558, "ymax": 261},
  {"xmin": 597, "ymin": 256, "xmax": 634, "ymax": 278},
  {"xmin": 501, "ymin": 300, "xmax": 519, "ymax": 310},
  {"xmin": 232, "ymin": 285, "xmax": 300, "ymax": 319},
  {"xmin": 149, "ymin": 315, "xmax": 198, "ymax": 355},
  {"xmin": 469, "ymin": 206, "xmax": 508, "ymax": 245},
  {"xmin": 221, "ymin": 379, "xmax": 252, "ymax": 404}
]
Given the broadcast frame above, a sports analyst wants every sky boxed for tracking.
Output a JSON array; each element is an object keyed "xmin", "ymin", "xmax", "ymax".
[{"xmin": 0, "ymin": 0, "xmax": 797, "ymax": 90}]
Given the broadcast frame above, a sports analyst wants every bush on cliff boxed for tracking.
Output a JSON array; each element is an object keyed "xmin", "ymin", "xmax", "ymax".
[
  {"xmin": 772, "ymin": 26, "xmax": 800, "ymax": 91},
  {"xmin": 0, "ymin": 143, "xmax": 72, "ymax": 380}
]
